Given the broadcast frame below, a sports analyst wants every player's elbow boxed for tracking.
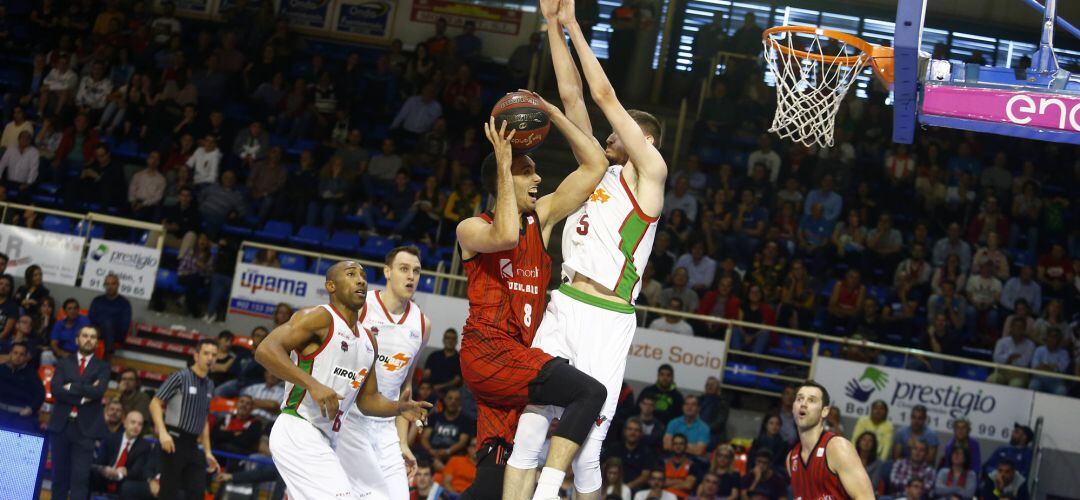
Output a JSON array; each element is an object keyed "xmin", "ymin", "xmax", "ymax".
[{"xmin": 590, "ymin": 86, "xmax": 617, "ymax": 106}]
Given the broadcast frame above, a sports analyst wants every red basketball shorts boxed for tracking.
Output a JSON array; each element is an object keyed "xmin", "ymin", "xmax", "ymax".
[{"xmin": 460, "ymin": 328, "xmax": 554, "ymax": 446}]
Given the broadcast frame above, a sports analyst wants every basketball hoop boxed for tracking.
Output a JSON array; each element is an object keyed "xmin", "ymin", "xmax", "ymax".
[{"xmin": 762, "ymin": 26, "xmax": 894, "ymax": 147}]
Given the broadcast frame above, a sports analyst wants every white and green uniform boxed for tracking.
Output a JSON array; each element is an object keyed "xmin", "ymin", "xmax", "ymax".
[
  {"xmin": 338, "ymin": 291, "xmax": 425, "ymax": 499},
  {"xmin": 516, "ymin": 165, "xmax": 660, "ymax": 493},
  {"xmin": 268, "ymin": 304, "xmax": 380, "ymax": 500}
]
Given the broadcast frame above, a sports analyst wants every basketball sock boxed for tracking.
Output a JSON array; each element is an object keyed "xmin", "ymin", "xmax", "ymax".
[{"xmin": 533, "ymin": 467, "xmax": 565, "ymax": 499}]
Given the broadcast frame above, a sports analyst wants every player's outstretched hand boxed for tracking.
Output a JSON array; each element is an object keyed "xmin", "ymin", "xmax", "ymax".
[
  {"xmin": 540, "ymin": 0, "xmax": 560, "ymax": 20},
  {"xmin": 310, "ymin": 382, "xmax": 345, "ymax": 418},
  {"xmin": 483, "ymin": 115, "xmax": 517, "ymax": 166},
  {"xmin": 397, "ymin": 388, "xmax": 433, "ymax": 423},
  {"xmin": 558, "ymin": 0, "xmax": 578, "ymax": 26},
  {"xmin": 517, "ymin": 89, "xmax": 558, "ymax": 116}
]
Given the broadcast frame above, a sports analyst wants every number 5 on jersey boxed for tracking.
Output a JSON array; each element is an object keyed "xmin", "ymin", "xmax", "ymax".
[{"xmin": 576, "ymin": 214, "xmax": 590, "ymax": 236}]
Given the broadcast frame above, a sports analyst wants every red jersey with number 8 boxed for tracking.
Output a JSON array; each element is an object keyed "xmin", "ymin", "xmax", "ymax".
[
  {"xmin": 789, "ymin": 431, "xmax": 852, "ymax": 500},
  {"xmin": 462, "ymin": 211, "xmax": 550, "ymax": 345}
]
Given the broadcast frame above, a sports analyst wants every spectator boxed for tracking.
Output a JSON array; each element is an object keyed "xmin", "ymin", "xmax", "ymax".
[
  {"xmin": 931, "ymin": 253, "xmax": 967, "ymax": 297},
  {"xmin": 777, "ymin": 259, "xmax": 815, "ymax": 329},
  {"xmin": 88, "ymin": 273, "xmax": 132, "ymax": 358},
  {"xmin": 851, "ymin": 401, "xmax": 894, "ymax": 464},
  {"xmin": 927, "ymin": 279, "xmax": 967, "ymax": 331},
  {"xmin": 1027, "ymin": 327, "xmax": 1069, "ymax": 395},
  {"xmin": 177, "ymin": 233, "xmax": 215, "ymax": 318},
  {"xmin": 50, "ymin": 298, "xmax": 92, "ymax": 361},
  {"xmin": 104, "ymin": 399, "xmax": 126, "ymax": 436},
  {"xmin": 75, "ymin": 61, "xmax": 113, "ymax": 113},
  {"xmin": 210, "ymin": 395, "xmax": 263, "ymax": 455},
  {"xmin": 600, "ymin": 457, "xmax": 633, "ymax": 500},
  {"xmin": 706, "ymin": 444, "xmax": 741, "ymax": 499},
  {"xmin": 749, "ymin": 414, "xmax": 788, "ymax": 468},
  {"xmin": 33, "ymin": 296, "xmax": 56, "ymax": 349},
  {"xmin": 661, "ymin": 433, "xmax": 699, "ymax": 497},
  {"xmin": 738, "ymin": 450, "xmax": 786, "ymax": 499},
  {"xmin": 209, "ymin": 330, "xmax": 239, "ymax": 387},
  {"xmin": 215, "ymin": 326, "xmax": 268, "ymax": 397},
  {"xmin": 1, "ymin": 315, "xmax": 41, "ymax": 365},
  {"xmin": 649, "ymin": 297, "xmax": 694, "ymax": 336},
  {"xmin": 603, "ymin": 417, "xmax": 659, "ymax": 491},
  {"xmin": 987, "ymin": 319, "xmax": 1036, "ymax": 387},
  {"xmin": 391, "ymin": 83, "xmax": 442, "ymax": 139},
  {"xmin": 117, "ymin": 368, "xmax": 151, "ymax": 427},
  {"xmin": 972, "ymin": 230, "xmax": 1010, "ymax": 280},
  {"xmin": 420, "ymin": 388, "xmax": 472, "ymax": 468},
  {"xmin": 1009, "ymin": 181, "xmax": 1041, "ymax": 255},
  {"xmin": 187, "ymin": 135, "xmax": 222, "ymax": 187},
  {"xmin": 674, "ymin": 241, "xmax": 716, "ymax": 292},
  {"xmin": 664, "ymin": 176, "xmax": 699, "ymax": 223},
  {"xmin": 663, "ymin": 396, "xmax": 709, "ymax": 457},
  {"xmin": 663, "ymin": 267, "xmax": 702, "ymax": 318},
  {"xmin": 889, "ymin": 440, "xmax": 936, "ymax": 495},
  {"xmin": 0, "ymin": 131, "xmax": 39, "ymax": 197},
  {"xmin": 0, "ymin": 106, "xmax": 33, "ymax": 150},
  {"xmin": 92, "ymin": 410, "xmax": 156, "ymax": 498},
  {"xmin": 454, "ymin": 20, "xmax": 483, "ymax": 61},
  {"xmin": 698, "ymin": 377, "xmax": 730, "ymax": 446},
  {"xmin": 1033, "ymin": 299, "xmax": 1068, "ymax": 344},
  {"xmin": 48, "ymin": 326, "xmax": 110, "ymax": 500},
  {"xmin": 232, "ymin": 120, "xmax": 269, "ymax": 167},
  {"xmin": 797, "ymin": 202, "xmax": 834, "ymax": 272},
  {"xmin": 966, "ymin": 196, "xmax": 1009, "ymax": 246},
  {"xmin": 52, "ymin": 113, "xmax": 100, "ymax": 174},
  {"xmin": 832, "ymin": 209, "xmax": 867, "ymax": 268},
  {"xmin": 726, "ymin": 189, "xmax": 768, "ymax": 264},
  {"xmin": 983, "ymin": 424, "xmax": 1034, "ymax": 477},
  {"xmin": 896, "ymin": 478, "xmax": 927, "ymax": 500},
  {"xmin": 0, "ymin": 342, "xmax": 45, "ymax": 431},
  {"xmin": 965, "ymin": 260, "xmax": 1003, "ymax": 339},
  {"xmin": 934, "ymin": 446, "xmax": 976, "ymax": 499},
  {"xmin": 150, "ymin": 2, "xmax": 182, "ymax": 45},
  {"xmin": 307, "ymin": 156, "xmax": 352, "ymax": 232},
  {"xmin": 804, "ymin": 175, "xmax": 842, "ymax": 221},
  {"xmin": 931, "ymin": 223, "xmax": 972, "ymax": 274},
  {"xmin": 746, "ymin": 133, "xmax": 781, "ymax": 182},
  {"xmin": 635, "ymin": 470, "xmax": 679, "ymax": 500},
  {"xmin": 893, "ymin": 405, "xmax": 940, "ymax": 463},
  {"xmin": 0, "ymin": 274, "xmax": 17, "ymax": 338},
  {"xmin": 197, "ymin": 170, "xmax": 247, "ymax": 238},
  {"xmin": 939, "ymin": 418, "xmax": 979, "ymax": 471},
  {"xmin": 162, "ymin": 187, "xmax": 200, "ymax": 254},
  {"xmin": 1036, "ymin": 243, "xmax": 1071, "ymax": 296},
  {"xmin": 636, "ymin": 393, "xmax": 667, "ymax": 450},
  {"xmin": 731, "ymin": 285, "xmax": 775, "ymax": 354},
  {"xmin": 978, "ymin": 459, "xmax": 1029, "ymax": 500},
  {"xmin": 246, "ymin": 145, "xmax": 287, "ymax": 222},
  {"xmin": 638, "ymin": 364, "xmax": 685, "ymax": 424},
  {"xmin": 368, "ymin": 137, "xmax": 404, "ymax": 186},
  {"xmin": 854, "ymin": 432, "xmax": 887, "ymax": 494},
  {"xmin": 128, "ymin": 151, "xmax": 167, "ymax": 220},
  {"xmin": 508, "ymin": 32, "xmax": 542, "ymax": 87},
  {"xmin": 240, "ymin": 369, "xmax": 284, "ymax": 423},
  {"xmin": 826, "ymin": 269, "xmax": 865, "ymax": 333},
  {"xmin": 441, "ymin": 436, "xmax": 478, "ymax": 495},
  {"xmin": 40, "ymin": 55, "xmax": 77, "ymax": 115},
  {"xmin": 1002, "ymin": 299, "xmax": 1036, "ymax": 341},
  {"xmin": 424, "ymin": 328, "xmax": 462, "ymax": 396}
]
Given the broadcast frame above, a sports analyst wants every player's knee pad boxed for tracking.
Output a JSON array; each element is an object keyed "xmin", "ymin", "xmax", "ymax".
[
  {"xmin": 572, "ymin": 434, "xmax": 605, "ymax": 493},
  {"xmin": 554, "ymin": 376, "xmax": 607, "ymax": 445},
  {"xmin": 506, "ymin": 411, "xmax": 550, "ymax": 470}
]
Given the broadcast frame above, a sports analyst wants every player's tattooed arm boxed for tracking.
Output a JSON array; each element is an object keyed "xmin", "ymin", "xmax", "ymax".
[
  {"xmin": 534, "ymin": 93, "xmax": 608, "ymax": 227},
  {"xmin": 457, "ymin": 117, "xmax": 520, "ymax": 257},
  {"xmin": 826, "ymin": 436, "xmax": 876, "ymax": 500},
  {"xmin": 255, "ymin": 306, "xmax": 343, "ymax": 418}
]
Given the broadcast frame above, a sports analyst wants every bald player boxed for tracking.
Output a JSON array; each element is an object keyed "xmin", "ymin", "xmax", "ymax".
[{"xmin": 255, "ymin": 261, "xmax": 431, "ymax": 500}]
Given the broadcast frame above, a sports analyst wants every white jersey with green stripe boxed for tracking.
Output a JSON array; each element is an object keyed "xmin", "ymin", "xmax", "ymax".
[
  {"xmin": 561, "ymin": 165, "xmax": 659, "ymax": 304},
  {"xmin": 280, "ymin": 304, "xmax": 376, "ymax": 442}
]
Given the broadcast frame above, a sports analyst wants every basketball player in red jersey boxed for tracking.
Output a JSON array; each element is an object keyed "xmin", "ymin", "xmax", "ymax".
[
  {"xmin": 457, "ymin": 109, "xmax": 610, "ymax": 499},
  {"xmin": 789, "ymin": 381, "xmax": 875, "ymax": 500}
]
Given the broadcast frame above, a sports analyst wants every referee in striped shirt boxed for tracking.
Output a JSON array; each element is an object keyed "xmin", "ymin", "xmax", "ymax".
[{"xmin": 150, "ymin": 338, "xmax": 222, "ymax": 500}]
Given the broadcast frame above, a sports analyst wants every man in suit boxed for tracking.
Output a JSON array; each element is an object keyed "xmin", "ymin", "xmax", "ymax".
[
  {"xmin": 48, "ymin": 326, "xmax": 110, "ymax": 500},
  {"xmin": 93, "ymin": 410, "xmax": 158, "ymax": 497}
]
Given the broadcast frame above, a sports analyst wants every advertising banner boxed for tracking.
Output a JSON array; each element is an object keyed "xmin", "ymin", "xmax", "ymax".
[
  {"xmin": 0, "ymin": 225, "xmax": 84, "ymax": 286},
  {"xmin": 80, "ymin": 239, "xmax": 161, "ymax": 300},
  {"xmin": 334, "ymin": 0, "xmax": 395, "ymax": 39},
  {"xmin": 625, "ymin": 328, "xmax": 725, "ymax": 386},
  {"xmin": 817, "ymin": 357, "xmax": 1033, "ymax": 442},
  {"xmin": 228, "ymin": 263, "xmax": 330, "ymax": 319},
  {"xmin": 921, "ymin": 84, "xmax": 1080, "ymax": 134},
  {"xmin": 410, "ymin": 0, "xmax": 523, "ymax": 35},
  {"xmin": 279, "ymin": 0, "xmax": 334, "ymax": 30}
]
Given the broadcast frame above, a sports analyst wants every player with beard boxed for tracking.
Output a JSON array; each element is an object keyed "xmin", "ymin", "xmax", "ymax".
[
  {"xmin": 505, "ymin": 0, "xmax": 667, "ymax": 497},
  {"xmin": 338, "ymin": 246, "xmax": 431, "ymax": 498},
  {"xmin": 255, "ymin": 261, "xmax": 431, "ymax": 500},
  {"xmin": 457, "ymin": 101, "xmax": 609, "ymax": 498},
  {"xmin": 788, "ymin": 381, "xmax": 874, "ymax": 500}
]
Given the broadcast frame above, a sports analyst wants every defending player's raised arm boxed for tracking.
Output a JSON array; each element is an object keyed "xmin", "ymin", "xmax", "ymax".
[
  {"xmin": 395, "ymin": 313, "xmax": 432, "ymax": 478},
  {"xmin": 825, "ymin": 436, "xmax": 876, "ymax": 500},
  {"xmin": 457, "ymin": 117, "xmax": 520, "ymax": 256},
  {"xmin": 357, "ymin": 358, "xmax": 433, "ymax": 419},
  {"xmin": 254, "ymin": 307, "xmax": 343, "ymax": 418},
  {"xmin": 536, "ymin": 94, "xmax": 608, "ymax": 226},
  {"xmin": 561, "ymin": 0, "xmax": 666, "ymax": 183},
  {"xmin": 541, "ymin": 0, "xmax": 593, "ymax": 138}
]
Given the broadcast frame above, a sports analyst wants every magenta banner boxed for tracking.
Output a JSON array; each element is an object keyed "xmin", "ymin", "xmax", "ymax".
[{"xmin": 921, "ymin": 84, "xmax": 1080, "ymax": 133}]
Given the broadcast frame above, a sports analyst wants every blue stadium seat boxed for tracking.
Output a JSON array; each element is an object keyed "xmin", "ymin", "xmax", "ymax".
[
  {"xmin": 366, "ymin": 266, "xmax": 386, "ymax": 285},
  {"xmin": 956, "ymin": 365, "xmax": 991, "ymax": 382},
  {"xmin": 37, "ymin": 183, "xmax": 61, "ymax": 195},
  {"xmin": 359, "ymin": 236, "xmax": 393, "ymax": 260},
  {"xmin": 223, "ymin": 224, "xmax": 253, "ymax": 238},
  {"xmin": 254, "ymin": 220, "xmax": 293, "ymax": 243},
  {"xmin": 312, "ymin": 260, "xmax": 334, "ymax": 275},
  {"xmin": 768, "ymin": 335, "xmax": 809, "ymax": 360},
  {"xmin": 326, "ymin": 231, "xmax": 361, "ymax": 253},
  {"xmin": 724, "ymin": 363, "xmax": 760, "ymax": 388},
  {"xmin": 290, "ymin": 225, "xmax": 328, "ymax": 247},
  {"xmin": 31, "ymin": 194, "xmax": 56, "ymax": 206},
  {"xmin": 884, "ymin": 352, "xmax": 906, "ymax": 368},
  {"xmin": 242, "ymin": 247, "xmax": 259, "ymax": 263},
  {"xmin": 417, "ymin": 275, "xmax": 436, "ymax": 293},
  {"xmin": 156, "ymin": 268, "xmax": 185, "ymax": 294},
  {"xmin": 278, "ymin": 253, "xmax": 307, "ymax": 271},
  {"xmin": 42, "ymin": 215, "xmax": 72, "ymax": 234}
]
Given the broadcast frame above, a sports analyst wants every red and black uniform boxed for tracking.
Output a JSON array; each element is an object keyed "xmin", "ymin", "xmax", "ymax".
[
  {"xmin": 459, "ymin": 211, "xmax": 554, "ymax": 446},
  {"xmin": 788, "ymin": 431, "xmax": 852, "ymax": 500}
]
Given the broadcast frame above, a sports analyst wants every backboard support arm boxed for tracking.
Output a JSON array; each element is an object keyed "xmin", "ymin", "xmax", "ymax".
[{"xmin": 891, "ymin": 0, "xmax": 926, "ymax": 144}]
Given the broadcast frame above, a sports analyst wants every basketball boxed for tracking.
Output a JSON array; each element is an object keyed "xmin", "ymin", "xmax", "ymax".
[{"xmin": 491, "ymin": 91, "xmax": 551, "ymax": 154}]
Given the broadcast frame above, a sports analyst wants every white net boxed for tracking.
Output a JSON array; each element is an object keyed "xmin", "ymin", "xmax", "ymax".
[{"xmin": 763, "ymin": 29, "xmax": 871, "ymax": 148}]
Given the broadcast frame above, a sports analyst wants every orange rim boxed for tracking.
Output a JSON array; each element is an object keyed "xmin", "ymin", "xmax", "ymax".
[{"xmin": 763, "ymin": 25, "xmax": 894, "ymax": 84}]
